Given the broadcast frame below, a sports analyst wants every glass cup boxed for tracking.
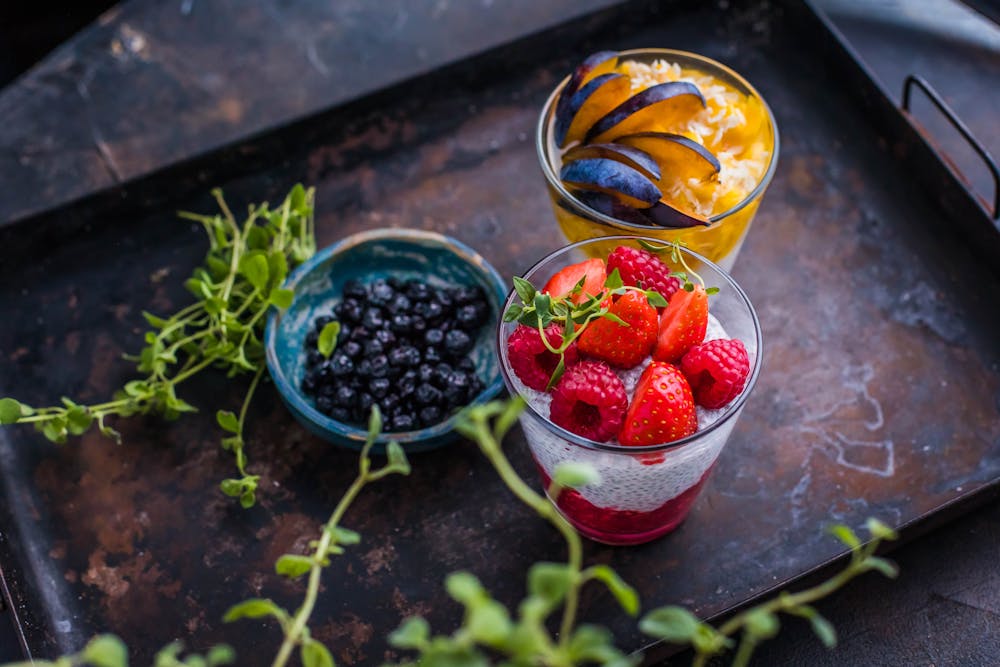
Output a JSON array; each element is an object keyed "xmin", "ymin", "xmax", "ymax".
[
  {"xmin": 497, "ymin": 236, "xmax": 762, "ymax": 545},
  {"xmin": 537, "ymin": 48, "xmax": 779, "ymax": 272}
]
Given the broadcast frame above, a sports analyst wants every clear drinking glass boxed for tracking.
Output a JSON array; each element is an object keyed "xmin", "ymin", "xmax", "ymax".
[
  {"xmin": 537, "ymin": 48, "xmax": 779, "ymax": 272},
  {"xmin": 497, "ymin": 236, "xmax": 762, "ymax": 545}
]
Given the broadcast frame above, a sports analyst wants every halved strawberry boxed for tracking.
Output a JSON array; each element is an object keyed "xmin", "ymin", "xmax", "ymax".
[
  {"xmin": 619, "ymin": 362, "xmax": 697, "ymax": 446},
  {"xmin": 578, "ymin": 291, "xmax": 658, "ymax": 368},
  {"xmin": 542, "ymin": 258, "xmax": 606, "ymax": 305},
  {"xmin": 653, "ymin": 285, "xmax": 708, "ymax": 363}
]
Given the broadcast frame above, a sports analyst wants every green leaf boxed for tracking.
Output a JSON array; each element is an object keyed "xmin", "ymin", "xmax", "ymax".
[
  {"xmin": 268, "ymin": 251, "xmax": 289, "ymax": 288},
  {"xmin": 275, "ymin": 554, "xmax": 314, "ymax": 578},
  {"xmin": 493, "ymin": 396, "xmax": 525, "ymax": 441},
  {"xmin": 239, "ymin": 254, "xmax": 270, "ymax": 292},
  {"xmin": 0, "ymin": 398, "xmax": 29, "ymax": 424},
  {"xmin": 502, "ymin": 303, "xmax": 523, "ymax": 322},
  {"xmin": 866, "ymin": 517, "xmax": 898, "ymax": 541},
  {"xmin": 65, "ymin": 406, "xmax": 93, "ymax": 436},
  {"xmin": 744, "ymin": 609, "xmax": 780, "ymax": 640},
  {"xmin": 809, "ymin": 612, "xmax": 837, "ymax": 648},
  {"xmin": 585, "ymin": 565, "xmax": 639, "ymax": 616},
  {"xmin": 568, "ymin": 625, "xmax": 620, "ymax": 662},
  {"xmin": 389, "ymin": 616, "xmax": 430, "ymax": 650},
  {"xmin": 239, "ymin": 488, "xmax": 256, "ymax": 509},
  {"xmin": 318, "ymin": 321, "xmax": 341, "ymax": 358},
  {"xmin": 863, "ymin": 556, "xmax": 899, "ymax": 579},
  {"xmin": 639, "ymin": 606, "xmax": 701, "ymax": 643},
  {"xmin": 706, "ymin": 286, "xmax": 720, "ymax": 296},
  {"xmin": 326, "ymin": 526, "xmax": 361, "ymax": 545},
  {"xmin": 690, "ymin": 624, "xmax": 731, "ymax": 655},
  {"xmin": 645, "ymin": 290, "xmax": 668, "ymax": 308},
  {"xmin": 290, "ymin": 183, "xmax": 308, "ymax": 211},
  {"xmin": 204, "ymin": 296, "xmax": 227, "ymax": 316},
  {"xmin": 216, "ymin": 410, "xmax": 240, "ymax": 433},
  {"xmin": 527, "ymin": 562, "xmax": 572, "ymax": 606},
  {"xmin": 513, "ymin": 276, "xmax": 536, "ymax": 304},
  {"xmin": 142, "ymin": 311, "xmax": 169, "ymax": 328},
  {"xmin": 467, "ymin": 599, "xmax": 512, "ymax": 646},
  {"xmin": 601, "ymin": 312, "xmax": 628, "ymax": 326},
  {"xmin": 638, "ymin": 239, "xmax": 670, "ymax": 253},
  {"xmin": 553, "ymin": 462, "xmax": 601, "ymax": 490},
  {"xmin": 544, "ymin": 355, "xmax": 566, "ymax": 391},
  {"xmin": 367, "ymin": 405, "xmax": 383, "ymax": 440},
  {"xmin": 301, "ymin": 639, "xmax": 335, "ymax": 667},
  {"xmin": 269, "ymin": 287, "xmax": 295, "ymax": 309},
  {"xmin": 206, "ymin": 645, "xmax": 236, "ymax": 666},
  {"xmin": 829, "ymin": 524, "xmax": 861, "ymax": 550},
  {"xmin": 604, "ymin": 268, "xmax": 623, "ymax": 290},
  {"xmin": 384, "ymin": 441, "xmax": 411, "ymax": 476},
  {"xmin": 81, "ymin": 635, "xmax": 128, "ymax": 667},
  {"xmin": 445, "ymin": 572, "xmax": 483, "ymax": 605},
  {"xmin": 532, "ymin": 293, "xmax": 552, "ymax": 325},
  {"xmin": 223, "ymin": 598, "xmax": 287, "ymax": 623}
]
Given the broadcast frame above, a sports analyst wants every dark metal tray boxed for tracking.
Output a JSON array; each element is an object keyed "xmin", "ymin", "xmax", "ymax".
[{"xmin": 2, "ymin": 0, "xmax": 999, "ymax": 663}]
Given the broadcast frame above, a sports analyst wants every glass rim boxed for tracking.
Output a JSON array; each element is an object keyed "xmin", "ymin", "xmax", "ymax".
[
  {"xmin": 496, "ymin": 235, "xmax": 763, "ymax": 454},
  {"xmin": 535, "ymin": 47, "xmax": 781, "ymax": 228}
]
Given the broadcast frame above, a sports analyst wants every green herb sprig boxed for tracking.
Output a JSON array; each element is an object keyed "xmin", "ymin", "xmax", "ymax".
[
  {"xmin": 0, "ymin": 184, "xmax": 317, "ymax": 508},
  {"xmin": 503, "ymin": 269, "xmax": 667, "ymax": 388},
  {"xmin": 224, "ymin": 406, "xmax": 411, "ymax": 667},
  {"xmin": 1, "ymin": 634, "xmax": 235, "ymax": 667}
]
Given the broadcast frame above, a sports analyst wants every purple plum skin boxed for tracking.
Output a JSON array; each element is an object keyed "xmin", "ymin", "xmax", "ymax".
[
  {"xmin": 585, "ymin": 81, "xmax": 705, "ymax": 143},
  {"xmin": 553, "ymin": 51, "xmax": 619, "ymax": 138},
  {"xmin": 562, "ymin": 143, "xmax": 662, "ymax": 181},
  {"xmin": 553, "ymin": 73, "xmax": 626, "ymax": 147},
  {"xmin": 560, "ymin": 158, "xmax": 661, "ymax": 208}
]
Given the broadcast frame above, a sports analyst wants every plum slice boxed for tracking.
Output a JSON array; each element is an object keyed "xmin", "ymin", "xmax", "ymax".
[
  {"xmin": 573, "ymin": 191, "xmax": 655, "ymax": 226},
  {"xmin": 560, "ymin": 158, "xmax": 661, "ymax": 209},
  {"xmin": 555, "ymin": 73, "xmax": 631, "ymax": 147},
  {"xmin": 585, "ymin": 81, "xmax": 706, "ymax": 144},
  {"xmin": 553, "ymin": 51, "xmax": 619, "ymax": 136},
  {"xmin": 643, "ymin": 201, "xmax": 711, "ymax": 228},
  {"xmin": 615, "ymin": 132, "xmax": 720, "ymax": 183},
  {"xmin": 562, "ymin": 143, "xmax": 662, "ymax": 182}
]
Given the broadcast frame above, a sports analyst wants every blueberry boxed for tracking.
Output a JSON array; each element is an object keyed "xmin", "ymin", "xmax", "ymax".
[
  {"xmin": 362, "ymin": 308, "xmax": 385, "ymax": 330},
  {"xmin": 343, "ymin": 279, "xmax": 367, "ymax": 300},
  {"xmin": 387, "ymin": 294, "xmax": 412, "ymax": 315},
  {"xmin": 336, "ymin": 324, "xmax": 352, "ymax": 344},
  {"xmin": 415, "ymin": 384, "xmax": 443, "ymax": 406},
  {"xmin": 445, "ymin": 329, "xmax": 474, "ymax": 357},
  {"xmin": 363, "ymin": 339, "xmax": 384, "ymax": 357},
  {"xmin": 375, "ymin": 329, "xmax": 396, "ymax": 347},
  {"xmin": 419, "ymin": 405, "xmax": 442, "ymax": 426},
  {"xmin": 319, "ymin": 382, "xmax": 337, "ymax": 397},
  {"xmin": 424, "ymin": 300, "xmax": 445, "ymax": 322},
  {"xmin": 358, "ymin": 392, "xmax": 374, "ymax": 413},
  {"xmin": 379, "ymin": 392, "xmax": 400, "ymax": 413},
  {"xmin": 369, "ymin": 354, "xmax": 390, "ymax": 378},
  {"xmin": 389, "ymin": 313, "xmax": 413, "ymax": 335},
  {"xmin": 333, "ymin": 385, "xmax": 356, "ymax": 407},
  {"xmin": 389, "ymin": 346, "xmax": 421, "ymax": 368},
  {"xmin": 454, "ymin": 285, "xmax": 486, "ymax": 305},
  {"xmin": 314, "ymin": 314, "xmax": 335, "ymax": 331},
  {"xmin": 330, "ymin": 353, "xmax": 354, "ymax": 377},
  {"xmin": 370, "ymin": 377, "xmax": 391, "ymax": 398},
  {"xmin": 356, "ymin": 359, "xmax": 373, "ymax": 378},
  {"xmin": 316, "ymin": 396, "xmax": 334, "ymax": 413},
  {"xmin": 455, "ymin": 304, "xmax": 481, "ymax": 330},
  {"xmin": 391, "ymin": 414, "xmax": 416, "ymax": 432},
  {"xmin": 399, "ymin": 370, "xmax": 418, "ymax": 396},
  {"xmin": 306, "ymin": 330, "xmax": 320, "ymax": 347},
  {"xmin": 317, "ymin": 360, "xmax": 335, "ymax": 380},
  {"xmin": 443, "ymin": 371, "xmax": 470, "ymax": 405},
  {"xmin": 405, "ymin": 279, "xmax": 432, "ymax": 301},
  {"xmin": 306, "ymin": 349, "xmax": 323, "ymax": 367},
  {"xmin": 425, "ymin": 328, "xmax": 445, "ymax": 346},
  {"xmin": 468, "ymin": 375, "xmax": 484, "ymax": 398},
  {"xmin": 330, "ymin": 407, "xmax": 351, "ymax": 422},
  {"xmin": 411, "ymin": 316, "xmax": 427, "ymax": 335},
  {"xmin": 369, "ymin": 279, "xmax": 395, "ymax": 306},
  {"xmin": 349, "ymin": 326, "xmax": 370, "ymax": 342},
  {"xmin": 433, "ymin": 363, "xmax": 454, "ymax": 386},
  {"xmin": 423, "ymin": 346, "xmax": 443, "ymax": 364},
  {"xmin": 418, "ymin": 364, "xmax": 435, "ymax": 383},
  {"xmin": 342, "ymin": 341, "xmax": 362, "ymax": 359},
  {"xmin": 457, "ymin": 357, "xmax": 476, "ymax": 373}
]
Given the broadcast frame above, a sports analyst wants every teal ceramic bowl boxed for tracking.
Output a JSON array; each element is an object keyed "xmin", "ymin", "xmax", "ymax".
[{"xmin": 265, "ymin": 228, "xmax": 506, "ymax": 452}]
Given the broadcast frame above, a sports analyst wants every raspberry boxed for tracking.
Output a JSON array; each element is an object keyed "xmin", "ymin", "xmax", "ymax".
[
  {"xmin": 607, "ymin": 246, "xmax": 680, "ymax": 302},
  {"xmin": 679, "ymin": 338, "xmax": 750, "ymax": 409},
  {"xmin": 506, "ymin": 324, "xmax": 579, "ymax": 391},
  {"xmin": 549, "ymin": 360, "xmax": 627, "ymax": 442}
]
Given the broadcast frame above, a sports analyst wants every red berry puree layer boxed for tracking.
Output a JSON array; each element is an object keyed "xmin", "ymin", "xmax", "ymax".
[{"xmin": 538, "ymin": 464, "xmax": 714, "ymax": 546}]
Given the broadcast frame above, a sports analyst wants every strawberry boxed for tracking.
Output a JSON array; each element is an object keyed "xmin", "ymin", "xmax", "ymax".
[
  {"xmin": 680, "ymin": 338, "xmax": 750, "ymax": 409},
  {"xmin": 607, "ymin": 245, "xmax": 681, "ymax": 302},
  {"xmin": 653, "ymin": 285, "xmax": 708, "ymax": 363},
  {"xmin": 578, "ymin": 291, "xmax": 657, "ymax": 368},
  {"xmin": 542, "ymin": 258, "xmax": 606, "ymax": 305},
  {"xmin": 618, "ymin": 362, "xmax": 697, "ymax": 446}
]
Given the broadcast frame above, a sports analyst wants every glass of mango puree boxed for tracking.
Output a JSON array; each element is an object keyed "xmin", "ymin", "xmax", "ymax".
[{"xmin": 536, "ymin": 48, "xmax": 779, "ymax": 272}]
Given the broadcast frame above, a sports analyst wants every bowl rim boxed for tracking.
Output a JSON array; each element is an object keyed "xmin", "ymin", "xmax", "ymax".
[
  {"xmin": 265, "ymin": 227, "xmax": 507, "ymax": 445},
  {"xmin": 536, "ymin": 47, "xmax": 781, "ymax": 228},
  {"xmin": 496, "ymin": 234, "xmax": 763, "ymax": 454}
]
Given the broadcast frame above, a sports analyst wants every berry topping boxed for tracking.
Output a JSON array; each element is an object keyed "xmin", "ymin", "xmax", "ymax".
[
  {"xmin": 541, "ymin": 258, "xmax": 607, "ymax": 304},
  {"xmin": 653, "ymin": 284, "xmax": 708, "ymax": 363},
  {"xmin": 578, "ymin": 290, "xmax": 658, "ymax": 368},
  {"xmin": 680, "ymin": 338, "xmax": 750, "ymax": 409},
  {"xmin": 549, "ymin": 360, "xmax": 627, "ymax": 442},
  {"xmin": 506, "ymin": 324, "xmax": 579, "ymax": 391},
  {"xmin": 618, "ymin": 362, "xmax": 697, "ymax": 446},
  {"xmin": 606, "ymin": 245, "xmax": 681, "ymax": 302}
]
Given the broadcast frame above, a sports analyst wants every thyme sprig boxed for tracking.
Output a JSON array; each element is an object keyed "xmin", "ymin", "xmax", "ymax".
[
  {"xmin": 502, "ymin": 269, "xmax": 667, "ymax": 388},
  {"xmin": 0, "ymin": 185, "xmax": 317, "ymax": 507}
]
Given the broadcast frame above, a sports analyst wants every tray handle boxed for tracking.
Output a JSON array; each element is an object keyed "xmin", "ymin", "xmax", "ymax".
[{"xmin": 901, "ymin": 74, "xmax": 999, "ymax": 220}]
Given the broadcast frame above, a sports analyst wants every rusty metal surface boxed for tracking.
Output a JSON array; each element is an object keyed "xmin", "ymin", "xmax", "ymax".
[{"xmin": 0, "ymin": 0, "xmax": 999, "ymax": 665}]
